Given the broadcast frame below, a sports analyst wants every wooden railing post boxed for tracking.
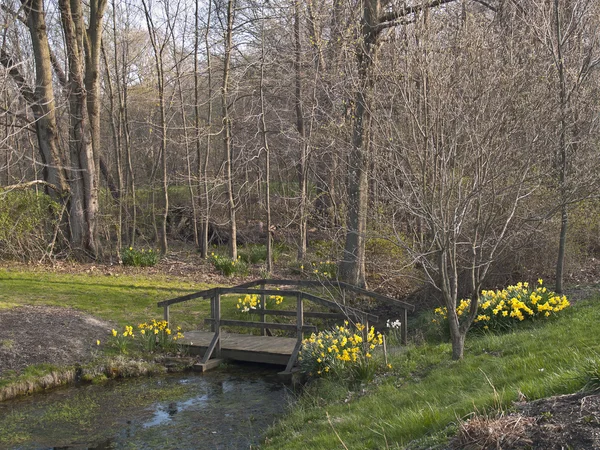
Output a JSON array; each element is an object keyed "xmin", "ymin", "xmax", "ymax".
[
  {"xmin": 210, "ymin": 293, "xmax": 215, "ymax": 332},
  {"xmin": 215, "ymin": 291, "xmax": 221, "ymax": 357},
  {"xmin": 296, "ymin": 292, "xmax": 304, "ymax": 341},
  {"xmin": 163, "ymin": 304, "xmax": 170, "ymax": 328},
  {"xmin": 284, "ymin": 292, "xmax": 305, "ymax": 374},
  {"xmin": 201, "ymin": 289, "xmax": 222, "ymax": 364},
  {"xmin": 401, "ymin": 308, "xmax": 408, "ymax": 345},
  {"xmin": 260, "ymin": 283, "xmax": 266, "ymax": 336}
]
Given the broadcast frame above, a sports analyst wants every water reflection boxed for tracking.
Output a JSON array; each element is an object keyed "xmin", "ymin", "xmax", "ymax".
[{"xmin": 1, "ymin": 364, "xmax": 289, "ymax": 450}]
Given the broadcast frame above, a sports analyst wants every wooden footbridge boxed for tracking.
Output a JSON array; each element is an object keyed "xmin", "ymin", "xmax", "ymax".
[{"xmin": 157, "ymin": 279, "xmax": 414, "ymax": 375}]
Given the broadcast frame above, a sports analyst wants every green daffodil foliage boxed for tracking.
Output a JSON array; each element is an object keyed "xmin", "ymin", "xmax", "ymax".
[
  {"xmin": 109, "ymin": 319, "xmax": 184, "ymax": 354},
  {"xmin": 298, "ymin": 322, "xmax": 387, "ymax": 382},
  {"xmin": 433, "ymin": 280, "xmax": 570, "ymax": 332}
]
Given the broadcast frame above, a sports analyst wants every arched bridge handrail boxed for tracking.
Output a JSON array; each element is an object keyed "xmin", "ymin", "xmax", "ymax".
[
  {"xmin": 157, "ymin": 287, "xmax": 218, "ymax": 308},
  {"xmin": 234, "ymin": 279, "xmax": 415, "ymax": 312},
  {"xmin": 158, "ymin": 286, "xmax": 377, "ymax": 322},
  {"xmin": 157, "ymin": 279, "xmax": 413, "ymax": 371}
]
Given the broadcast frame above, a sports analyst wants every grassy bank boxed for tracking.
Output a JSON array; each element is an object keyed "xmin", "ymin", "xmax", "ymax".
[
  {"xmin": 2, "ymin": 268, "xmax": 599, "ymax": 448},
  {"xmin": 0, "ymin": 268, "xmax": 213, "ymax": 329},
  {"xmin": 264, "ymin": 296, "xmax": 600, "ymax": 449}
]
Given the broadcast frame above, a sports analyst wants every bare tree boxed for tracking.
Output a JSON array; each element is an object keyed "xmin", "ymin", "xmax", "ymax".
[
  {"xmin": 141, "ymin": 0, "xmax": 179, "ymax": 254},
  {"xmin": 220, "ymin": 0, "xmax": 237, "ymax": 260},
  {"xmin": 379, "ymin": 6, "xmax": 543, "ymax": 359}
]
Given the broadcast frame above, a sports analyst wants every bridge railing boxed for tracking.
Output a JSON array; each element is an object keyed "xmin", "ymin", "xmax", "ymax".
[
  {"xmin": 157, "ymin": 279, "xmax": 414, "ymax": 373},
  {"xmin": 234, "ymin": 279, "xmax": 414, "ymax": 344}
]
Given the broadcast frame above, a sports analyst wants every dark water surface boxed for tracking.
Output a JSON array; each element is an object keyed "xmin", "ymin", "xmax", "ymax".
[{"xmin": 0, "ymin": 364, "xmax": 290, "ymax": 450}]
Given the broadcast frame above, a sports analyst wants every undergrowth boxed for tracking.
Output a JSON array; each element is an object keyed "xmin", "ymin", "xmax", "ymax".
[{"xmin": 264, "ymin": 296, "xmax": 600, "ymax": 449}]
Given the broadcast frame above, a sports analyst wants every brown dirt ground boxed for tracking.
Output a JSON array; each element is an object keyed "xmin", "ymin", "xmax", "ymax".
[
  {"xmin": 0, "ymin": 305, "xmax": 112, "ymax": 377},
  {"xmin": 451, "ymin": 392, "xmax": 600, "ymax": 449}
]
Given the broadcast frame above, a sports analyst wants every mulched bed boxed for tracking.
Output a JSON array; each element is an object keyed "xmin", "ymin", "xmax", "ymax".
[
  {"xmin": 0, "ymin": 305, "xmax": 112, "ymax": 376},
  {"xmin": 451, "ymin": 392, "xmax": 600, "ymax": 449}
]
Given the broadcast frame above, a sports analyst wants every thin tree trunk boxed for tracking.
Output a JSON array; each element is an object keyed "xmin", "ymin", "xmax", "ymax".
[
  {"xmin": 172, "ymin": 25, "xmax": 199, "ymax": 248},
  {"xmin": 222, "ymin": 0, "xmax": 237, "ymax": 260},
  {"xmin": 294, "ymin": 0, "xmax": 308, "ymax": 261},
  {"xmin": 118, "ymin": 23, "xmax": 136, "ymax": 247},
  {"xmin": 142, "ymin": 0, "xmax": 169, "ymax": 254},
  {"xmin": 199, "ymin": 0, "xmax": 213, "ymax": 258},
  {"xmin": 101, "ymin": 44, "xmax": 123, "ymax": 257},
  {"xmin": 84, "ymin": 0, "xmax": 108, "ymax": 185},
  {"xmin": 554, "ymin": 0, "xmax": 568, "ymax": 294},
  {"xmin": 259, "ymin": 11, "xmax": 272, "ymax": 273}
]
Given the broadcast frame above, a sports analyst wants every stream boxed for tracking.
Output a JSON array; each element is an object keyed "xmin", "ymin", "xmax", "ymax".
[{"xmin": 0, "ymin": 364, "xmax": 290, "ymax": 449}]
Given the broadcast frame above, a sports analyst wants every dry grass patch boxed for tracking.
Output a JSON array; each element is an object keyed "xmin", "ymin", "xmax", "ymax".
[{"xmin": 451, "ymin": 413, "xmax": 536, "ymax": 449}]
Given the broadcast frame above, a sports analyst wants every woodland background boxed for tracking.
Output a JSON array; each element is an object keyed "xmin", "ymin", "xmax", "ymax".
[{"xmin": 2, "ymin": 0, "xmax": 600, "ymax": 322}]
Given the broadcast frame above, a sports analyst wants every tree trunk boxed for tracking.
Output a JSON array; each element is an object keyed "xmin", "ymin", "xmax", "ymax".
[
  {"xmin": 141, "ymin": 0, "xmax": 169, "ymax": 254},
  {"xmin": 294, "ymin": 0, "xmax": 308, "ymax": 261},
  {"xmin": 84, "ymin": 0, "xmax": 108, "ymax": 185},
  {"xmin": 5, "ymin": 1, "xmax": 69, "ymax": 199},
  {"xmin": 59, "ymin": 0, "xmax": 99, "ymax": 257},
  {"xmin": 102, "ymin": 44, "xmax": 123, "ymax": 258},
  {"xmin": 173, "ymin": 27, "xmax": 199, "ymax": 248},
  {"xmin": 340, "ymin": 0, "xmax": 380, "ymax": 287},
  {"xmin": 199, "ymin": 0, "xmax": 213, "ymax": 259},
  {"xmin": 222, "ymin": 0, "xmax": 237, "ymax": 260},
  {"xmin": 260, "ymin": 11, "xmax": 273, "ymax": 274},
  {"xmin": 554, "ymin": 0, "xmax": 568, "ymax": 294}
]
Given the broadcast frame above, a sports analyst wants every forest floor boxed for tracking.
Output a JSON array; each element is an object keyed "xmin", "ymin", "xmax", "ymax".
[
  {"xmin": 0, "ymin": 305, "xmax": 111, "ymax": 377},
  {"xmin": 1, "ymin": 260, "xmax": 599, "ymax": 449},
  {"xmin": 452, "ymin": 392, "xmax": 600, "ymax": 449}
]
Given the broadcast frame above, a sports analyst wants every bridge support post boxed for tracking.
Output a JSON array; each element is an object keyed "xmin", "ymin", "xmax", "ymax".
[
  {"xmin": 401, "ymin": 308, "xmax": 408, "ymax": 345},
  {"xmin": 260, "ymin": 283, "xmax": 266, "ymax": 336},
  {"xmin": 283, "ymin": 292, "xmax": 304, "ymax": 374},
  {"xmin": 201, "ymin": 290, "xmax": 221, "ymax": 363},
  {"xmin": 163, "ymin": 305, "xmax": 170, "ymax": 328}
]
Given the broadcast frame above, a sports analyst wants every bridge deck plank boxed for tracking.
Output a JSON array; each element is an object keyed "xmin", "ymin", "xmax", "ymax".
[{"xmin": 179, "ymin": 331, "xmax": 297, "ymax": 366}]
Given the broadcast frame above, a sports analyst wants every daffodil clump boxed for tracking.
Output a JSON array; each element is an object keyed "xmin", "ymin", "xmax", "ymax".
[
  {"xmin": 138, "ymin": 319, "xmax": 184, "ymax": 351},
  {"xmin": 433, "ymin": 279, "xmax": 570, "ymax": 331},
  {"xmin": 298, "ymin": 260, "xmax": 337, "ymax": 279},
  {"xmin": 208, "ymin": 252, "xmax": 248, "ymax": 277},
  {"xmin": 109, "ymin": 320, "xmax": 184, "ymax": 354},
  {"xmin": 298, "ymin": 322, "xmax": 384, "ymax": 381},
  {"xmin": 121, "ymin": 246, "xmax": 160, "ymax": 267},
  {"xmin": 236, "ymin": 293, "xmax": 284, "ymax": 313},
  {"xmin": 110, "ymin": 325, "xmax": 136, "ymax": 353}
]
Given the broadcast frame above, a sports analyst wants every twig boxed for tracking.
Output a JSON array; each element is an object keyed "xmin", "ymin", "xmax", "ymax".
[{"xmin": 326, "ymin": 411, "xmax": 349, "ymax": 450}]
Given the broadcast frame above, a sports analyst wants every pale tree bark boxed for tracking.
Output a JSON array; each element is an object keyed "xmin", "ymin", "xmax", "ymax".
[
  {"xmin": 294, "ymin": 0, "xmax": 308, "ymax": 261},
  {"xmin": 141, "ymin": 0, "xmax": 173, "ymax": 254},
  {"xmin": 84, "ymin": 0, "xmax": 108, "ymax": 185},
  {"xmin": 222, "ymin": 0, "xmax": 237, "ymax": 260},
  {"xmin": 198, "ymin": 0, "xmax": 213, "ymax": 258},
  {"xmin": 171, "ymin": 19, "xmax": 199, "ymax": 249},
  {"xmin": 259, "ymin": 9, "xmax": 273, "ymax": 273}
]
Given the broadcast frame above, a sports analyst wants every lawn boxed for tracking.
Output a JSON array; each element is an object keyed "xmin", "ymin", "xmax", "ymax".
[
  {"xmin": 264, "ymin": 295, "xmax": 600, "ymax": 449},
  {"xmin": 0, "ymin": 268, "xmax": 213, "ymax": 330}
]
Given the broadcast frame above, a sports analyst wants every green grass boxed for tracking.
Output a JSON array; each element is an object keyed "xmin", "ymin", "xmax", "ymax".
[
  {"xmin": 264, "ymin": 296, "xmax": 600, "ymax": 449},
  {"xmin": 0, "ymin": 268, "xmax": 216, "ymax": 330}
]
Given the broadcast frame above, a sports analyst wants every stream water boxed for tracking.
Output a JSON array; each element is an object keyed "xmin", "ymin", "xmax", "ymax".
[{"xmin": 0, "ymin": 364, "xmax": 290, "ymax": 449}]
